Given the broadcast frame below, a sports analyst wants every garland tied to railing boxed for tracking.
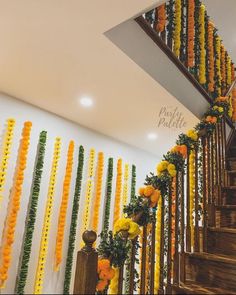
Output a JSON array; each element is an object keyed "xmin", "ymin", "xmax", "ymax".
[
  {"xmin": 187, "ymin": 0, "xmax": 195, "ymax": 68},
  {"xmin": 208, "ymin": 21, "xmax": 215, "ymax": 92},
  {"xmin": 173, "ymin": 0, "xmax": 182, "ymax": 57},
  {"xmin": 199, "ymin": 4, "xmax": 206, "ymax": 84},
  {"xmin": 113, "ymin": 159, "xmax": 123, "ymax": 228},
  {"xmin": 122, "ymin": 164, "xmax": 129, "ymax": 210}
]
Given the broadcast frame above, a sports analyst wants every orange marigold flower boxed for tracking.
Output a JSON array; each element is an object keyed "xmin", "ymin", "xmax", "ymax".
[
  {"xmin": 144, "ymin": 185, "xmax": 155, "ymax": 197},
  {"xmin": 98, "ymin": 259, "xmax": 110, "ymax": 272},
  {"xmin": 96, "ymin": 279, "xmax": 108, "ymax": 292}
]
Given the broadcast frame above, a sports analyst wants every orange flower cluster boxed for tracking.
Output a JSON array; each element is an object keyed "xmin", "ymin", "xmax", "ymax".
[
  {"xmin": 97, "ymin": 259, "xmax": 115, "ymax": 292},
  {"xmin": 139, "ymin": 185, "xmax": 160, "ymax": 208},
  {"xmin": 171, "ymin": 144, "xmax": 187, "ymax": 159},
  {"xmin": 232, "ymin": 88, "xmax": 236, "ymax": 122},
  {"xmin": 221, "ymin": 45, "xmax": 226, "ymax": 90},
  {"xmin": 187, "ymin": 0, "xmax": 195, "ymax": 68},
  {"xmin": 208, "ymin": 21, "xmax": 215, "ymax": 92},
  {"xmin": 156, "ymin": 4, "xmax": 166, "ymax": 32},
  {"xmin": 216, "ymin": 96, "xmax": 228, "ymax": 102},
  {"xmin": 0, "ymin": 121, "xmax": 32, "ymax": 288},
  {"xmin": 91, "ymin": 152, "xmax": 104, "ymax": 232},
  {"xmin": 55, "ymin": 141, "xmax": 74, "ymax": 271},
  {"xmin": 205, "ymin": 116, "xmax": 217, "ymax": 124},
  {"xmin": 113, "ymin": 159, "xmax": 122, "ymax": 228}
]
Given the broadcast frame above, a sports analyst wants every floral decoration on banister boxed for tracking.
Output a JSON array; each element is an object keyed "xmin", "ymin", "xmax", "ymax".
[{"xmin": 97, "ymin": 94, "xmax": 232, "ymax": 293}]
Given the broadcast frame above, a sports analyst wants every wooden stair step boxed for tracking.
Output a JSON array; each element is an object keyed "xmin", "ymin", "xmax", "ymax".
[
  {"xmin": 222, "ymin": 186, "xmax": 236, "ymax": 190},
  {"xmin": 216, "ymin": 205, "xmax": 236, "ymax": 210},
  {"xmin": 185, "ymin": 252, "xmax": 236, "ymax": 291},
  {"xmin": 215, "ymin": 206, "xmax": 236, "ymax": 227},
  {"xmin": 227, "ymin": 170, "xmax": 236, "ymax": 174},
  {"xmin": 172, "ymin": 281, "xmax": 235, "ymax": 294},
  {"xmin": 227, "ymin": 157, "xmax": 236, "ymax": 161}
]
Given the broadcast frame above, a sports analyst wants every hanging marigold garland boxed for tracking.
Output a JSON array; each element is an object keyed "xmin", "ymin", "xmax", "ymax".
[
  {"xmin": 215, "ymin": 35, "xmax": 222, "ymax": 96},
  {"xmin": 173, "ymin": 0, "xmax": 182, "ymax": 58},
  {"xmin": 0, "ymin": 121, "xmax": 32, "ymax": 289},
  {"xmin": 199, "ymin": 4, "xmax": 206, "ymax": 85},
  {"xmin": 227, "ymin": 55, "xmax": 232, "ymax": 89},
  {"xmin": 208, "ymin": 21, "xmax": 215, "ymax": 92},
  {"xmin": 220, "ymin": 45, "xmax": 226, "ymax": 92},
  {"xmin": 189, "ymin": 150, "xmax": 195, "ymax": 247},
  {"xmin": 54, "ymin": 140, "xmax": 75, "ymax": 271},
  {"xmin": 0, "ymin": 118, "xmax": 15, "ymax": 209},
  {"xmin": 91, "ymin": 152, "xmax": 104, "ymax": 233},
  {"xmin": 34, "ymin": 137, "xmax": 61, "ymax": 294},
  {"xmin": 154, "ymin": 195, "xmax": 162, "ymax": 293},
  {"xmin": 122, "ymin": 164, "xmax": 129, "ymax": 212},
  {"xmin": 187, "ymin": 0, "xmax": 195, "ymax": 68},
  {"xmin": 113, "ymin": 158, "xmax": 123, "ymax": 228},
  {"xmin": 156, "ymin": 4, "xmax": 167, "ymax": 33},
  {"xmin": 63, "ymin": 145, "xmax": 85, "ymax": 294},
  {"xmin": 15, "ymin": 131, "xmax": 47, "ymax": 294}
]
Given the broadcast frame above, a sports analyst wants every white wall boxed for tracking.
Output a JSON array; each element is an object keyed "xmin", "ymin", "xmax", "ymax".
[{"xmin": 0, "ymin": 93, "xmax": 159, "ymax": 294}]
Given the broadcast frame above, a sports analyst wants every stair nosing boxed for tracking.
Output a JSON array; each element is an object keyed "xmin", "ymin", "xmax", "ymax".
[
  {"xmin": 186, "ymin": 251, "xmax": 236, "ymax": 265},
  {"xmin": 215, "ymin": 205, "xmax": 236, "ymax": 210},
  {"xmin": 208, "ymin": 226, "xmax": 236, "ymax": 234}
]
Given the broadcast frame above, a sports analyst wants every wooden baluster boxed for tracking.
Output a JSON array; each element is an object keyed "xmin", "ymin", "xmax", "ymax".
[
  {"xmin": 150, "ymin": 219, "xmax": 156, "ymax": 294},
  {"xmin": 202, "ymin": 137, "xmax": 208, "ymax": 252},
  {"xmin": 186, "ymin": 150, "xmax": 191, "ymax": 252},
  {"xmin": 173, "ymin": 172, "xmax": 180, "ymax": 284},
  {"xmin": 140, "ymin": 225, "xmax": 147, "ymax": 295},
  {"xmin": 211, "ymin": 134, "xmax": 215, "ymax": 203},
  {"xmin": 118, "ymin": 265, "xmax": 124, "ymax": 294},
  {"xmin": 73, "ymin": 231, "xmax": 98, "ymax": 295},
  {"xmin": 166, "ymin": 184, "xmax": 173, "ymax": 294},
  {"xmin": 158, "ymin": 195, "xmax": 165, "ymax": 294},
  {"xmin": 128, "ymin": 239, "xmax": 136, "ymax": 294},
  {"xmin": 194, "ymin": 145, "xmax": 200, "ymax": 252}
]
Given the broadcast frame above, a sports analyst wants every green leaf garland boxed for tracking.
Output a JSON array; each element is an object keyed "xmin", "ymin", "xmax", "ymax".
[
  {"xmin": 63, "ymin": 145, "xmax": 85, "ymax": 294},
  {"xmin": 15, "ymin": 131, "xmax": 47, "ymax": 294},
  {"xmin": 130, "ymin": 165, "xmax": 136, "ymax": 202}
]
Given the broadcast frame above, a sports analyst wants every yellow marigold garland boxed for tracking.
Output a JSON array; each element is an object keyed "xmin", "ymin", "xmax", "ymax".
[
  {"xmin": 199, "ymin": 4, "xmax": 206, "ymax": 85},
  {"xmin": 0, "ymin": 118, "xmax": 15, "ymax": 209},
  {"xmin": 0, "ymin": 121, "xmax": 32, "ymax": 288},
  {"xmin": 221, "ymin": 45, "xmax": 226, "ymax": 91},
  {"xmin": 122, "ymin": 164, "xmax": 129, "ymax": 211},
  {"xmin": 109, "ymin": 268, "xmax": 119, "ymax": 294},
  {"xmin": 113, "ymin": 159, "xmax": 123, "ymax": 228},
  {"xmin": 215, "ymin": 36, "xmax": 222, "ymax": 96},
  {"xmin": 54, "ymin": 141, "xmax": 74, "ymax": 271},
  {"xmin": 154, "ymin": 195, "xmax": 162, "ymax": 293},
  {"xmin": 227, "ymin": 55, "xmax": 232, "ymax": 88},
  {"xmin": 231, "ymin": 63, "xmax": 235, "ymax": 82},
  {"xmin": 173, "ymin": 0, "xmax": 181, "ymax": 57},
  {"xmin": 91, "ymin": 152, "xmax": 104, "ymax": 233},
  {"xmin": 208, "ymin": 21, "xmax": 215, "ymax": 92},
  {"xmin": 189, "ymin": 150, "xmax": 195, "ymax": 247},
  {"xmin": 34, "ymin": 137, "xmax": 61, "ymax": 294},
  {"xmin": 187, "ymin": 0, "xmax": 195, "ymax": 68}
]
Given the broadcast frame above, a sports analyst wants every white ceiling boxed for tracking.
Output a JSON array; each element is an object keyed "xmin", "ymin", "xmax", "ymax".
[{"xmin": 0, "ymin": 0, "xmax": 216, "ymax": 157}]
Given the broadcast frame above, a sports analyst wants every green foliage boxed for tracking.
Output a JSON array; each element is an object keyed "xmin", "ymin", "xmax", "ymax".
[
  {"xmin": 176, "ymin": 133, "xmax": 197, "ymax": 149},
  {"xmin": 164, "ymin": 151, "xmax": 185, "ymax": 171},
  {"xmin": 15, "ymin": 131, "xmax": 47, "ymax": 294},
  {"xmin": 63, "ymin": 145, "xmax": 85, "ymax": 294},
  {"xmin": 130, "ymin": 165, "xmax": 136, "ymax": 202},
  {"xmin": 166, "ymin": 0, "xmax": 175, "ymax": 46},
  {"xmin": 194, "ymin": 0, "xmax": 201, "ymax": 78},
  {"xmin": 145, "ymin": 172, "xmax": 171, "ymax": 197}
]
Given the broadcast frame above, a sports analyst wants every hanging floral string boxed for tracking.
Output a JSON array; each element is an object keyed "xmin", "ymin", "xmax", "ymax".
[
  {"xmin": 227, "ymin": 55, "xmax": 232, "ymax": 89},
  {"xmin": 155, "ymin": 4, "xmax": 166, "ymax": 33},
  {"xmin": 154, "ymin": 195, "xmax": 162, "ymax": 293},
  {"xmin": 63, "ymin": 145, "xmax": 85, "ymax": 294},
  {"xmin": 199, "ymin": 4, "xmax": 206, "ymax": 84},
  {"xmin": 215, "ymin": 34, "xmax": 222, "ymax": 97},
  {"xmin": 0, "ymin": 121, "xmax": 32, "ymax": 289},
  {"xmin": 113, "ymin": 159, "xmax": 123, "ymax": 228},
  {"xmin": 15, "ymin": 131, "xmax": 47, "ymax": 294},
  {"xmin": 102, "ymin": 158, "xmax": 113, "ymax": 233},
  {"xmin": 130, "ymin": 165, "xmax": 136, "ymax": 202},
  {"xmin": 166, "ymin": 0, "xmax": 175, "ymax": 48},
  {"xmin": 0, "ymin": 118, "xmax": 15, "ymax": 209},
  {"xmin": 34, "ymin": 137, "xmax": 61, "ymax": 294},
  {"xmin": 173, "ymin": 0, "xmax": 182, "ymax": 57},
  {"xmin": 221, "ymin": 45, "xmax": 226, "ymax": 92},
  {"xmin": 122, "ymin": 164, "xmax": 129, "ymax": 212},
  {"xmin": 55, "ymin": 141, "xmax": 75, "ymax": 271},
  {"xmin": 194, "ymin": 0, "xmax": 201, "ymax": 78},
  {"xmin": 189, "ymin": 150, "xmax": 195, "ymax": 247},
  {"xmin": 208, "ymin": 21, "xmax": 215, "ymax": 92},
  {"xmin": 91, "ymin": 152, "xmax": 104, "ymax": 233},
  {"xmin": 187, "ymin": 0, "xmax": 195, "ymax": 68}
]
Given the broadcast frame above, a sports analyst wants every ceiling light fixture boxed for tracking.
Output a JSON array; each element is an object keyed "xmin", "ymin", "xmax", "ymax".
[
  {"xmin": 80, "ymin": 96, "xmax": 93, "ymax": 107},
  {"xmin": 147, "ymin": 133, "xmax": 158, "ymax": 140}
]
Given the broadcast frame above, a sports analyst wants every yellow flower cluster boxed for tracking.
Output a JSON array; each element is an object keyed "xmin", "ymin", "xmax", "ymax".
[
  {"xmin": 114, "ymin": 217, "xmax": 140, "ymax": 240},
  {"xmin": 173, "ymin": 0, "xmax": 181, "ymax": 57},
  {"xmin": 186, "ymin": 129, "xmax": 198, "ymax": 141},
  {"xmin": 213, "ymin": 105, "xmax": 224, "ymax": 114},
  {"xmin": 0, "ymin": 118, "xmax": 15, "ymax": 208},
  {"xmin": 199, "ymin": 4, "xmax": 206, "ymax": 84},
  {"xmin": 157, "ymin": 161, "xmax": 177, "ymax": 177},
  {"xmin": 91, "ymin": 152, "xmax": 104, "ymax": 233},
  {"xmin": 189, "ymin": 150, "xmax": 195, "ymax": 247},
  {"xmin": 113, "ymin": 159, "xmax": 123, "ymax": 228},
  {"xmin": 34, "ymin": 137, "xmax": 61, "ymax": 294},
  {"xmin": 227, "ymin": 55, "xmax": 232, "ymax": 88},
  {"xmin": 154, "ymin": 195, "xmax": 162, "ymax": 293},
  {"xmin": 216, "ymin": 36, "xmax": 222, "ymax": 96}
]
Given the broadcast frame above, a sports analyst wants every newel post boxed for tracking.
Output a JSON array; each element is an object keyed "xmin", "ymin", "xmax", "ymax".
[{"xmin": 73, "ymin": 231, "xmax": 98, "ymax": 295}]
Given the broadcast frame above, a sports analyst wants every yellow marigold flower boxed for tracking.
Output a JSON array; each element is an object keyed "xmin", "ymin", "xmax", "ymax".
[
  {"xmin": 157, "ymin": 160, "xmax": 169, "ymax": 174},
  {"xmin": 114, "ymin": 218, "xmax": 132, "ymax": 234},
  {"xmin": 128, "ymin": 221, "xmax": 141, "ymax": 240},
  {"xmin": 218, "ymin": 107, "xmax": 224, "ymax": 113},
  {"xmin": 168, "ymin": 169, "xmax": 177, "ymax": 177},
  {"xmin": 187, "ymin": 129, "xmax": 198, "ymax": 141},
  {"xmin": 167, "ymin": 163, "xmax": 175, "ymax": 171},
  {"xmin": 144, "ymin": 185, "xmax": 155, "ymax": 197}
]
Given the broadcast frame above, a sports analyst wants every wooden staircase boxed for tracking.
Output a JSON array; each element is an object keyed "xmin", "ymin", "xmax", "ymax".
[{"xmin": 173, "ymin": 133, "xmax": 236, "ymax": 294}]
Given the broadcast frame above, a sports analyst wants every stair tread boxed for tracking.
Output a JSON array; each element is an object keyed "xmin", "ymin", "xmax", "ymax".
[
  {"xmin": 216, "ymin": 205, "xmax": 236, "ymax": 209},
  {"xmin": 227, "ymin": 170, "xmax": 236, "ymax": 174},
  {"xmin": 174, "ymin": 281, "xmax": 236, "ymax": 294},
  {"xmin": 227, "ymin": 157, "xmax": 236, "ymax": 161},
  {"xmin": 186, "ymin": 251, "xmax": 236, "ymax": 265},
  {"xmin": 208, "ymin": 226, "xmax": 236, "ymax": 234},
  {"xmin": 222, "ymin": 186, "xmax": 236, "ymax": 190}
]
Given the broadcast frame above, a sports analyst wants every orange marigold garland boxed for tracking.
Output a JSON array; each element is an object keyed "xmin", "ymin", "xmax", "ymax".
[
  {"xmin": 54, "ymin": 140, "xmax": 74, "ymax": 271},
  {"xmin": 97, "ymin": 258, "xmax": 115, "ymax": 292},
  {"xmin": 91, "ymin": 152, "xmax": 104, "ymax": 233},
  {"xmin": 113, "ymin": 159, "xmax": 123, "ymax": 228},
  {"xmin": 208, "ymin": 21, "xmax": 215, "ymax": 92},
  {"xmin": 156, "ymin": 4, "xmax": 166, "ymax": 33},
  {"xmin": 0, "ymin": 121, "xmax": 32, "ymax": 289},
  {"xmin": 199, "ymin": 4, "xmax": 206, "ymax": 85},
  {"xmin": 187, "ymin": 0, "xmax": 195, "ymax": 68}
]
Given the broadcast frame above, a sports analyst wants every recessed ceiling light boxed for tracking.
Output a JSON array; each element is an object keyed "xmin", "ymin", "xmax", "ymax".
[
  {"xmin": 147, "ymin": 133, "xmax": 158, "ymax": 140},
  {"xmin": 80, "ymin": 97, "xmax": 93, "ymax": 107}
]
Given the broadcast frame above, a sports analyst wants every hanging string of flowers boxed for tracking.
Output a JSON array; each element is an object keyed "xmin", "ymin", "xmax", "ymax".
[
  {"xmin": 194, "ymin": 0, "xmax": 201, "ymax": 78},
  {"xmin": 0, "ymin": 118, "xmax": 15, "ymax": 209},
  {"xmin": 221, "ymin": 45, "xmax": 226, "ymax": 92},
  {"xmin": 215, "ymin": 34, "xmax": 222, "ymax": 97},
  {"xmin": 0, "ymin": 121, "xmax": 32, "ymax": 289},
  {"xmin": 34, "ymin": 137, "xmax": 61, "ymax": 294},
  {"xmin": 166, "ymin": 0, "xmax": 175, "ymax": 48},
  {"xmin": 189, "ymin": 150, "xmax": 195, "ymax": 247},
  {"xmin": 63, "ymin": 145, "xmax": 85, "ymax": 294},
  {"xmin": 15, "ymin": 131, "xmax": 47, "ymax": 294},
  {"xmin": 96, "ymin": 258, "xmax": 115, "ymax": 292},
  {"xmin": 130, "ymin": 165, "xmax": 136, "ymax": 202},
  {"xmin": 113, "ymin": 159, "xmax": 123, "ymax": 228},
  {"xmin": 208, "ymin": 21, "xmax": 215, "ymax": 92},
  {"xmin": 54, "ymin": 141, "xmax": 75, "ymax": 271},
  {"xmin": 187, "ymin": 0, "xmax": 195, "ymax": 68},
  {"xmin": 122, "ymin": 164, "xmax": 129, "ymax": 211},
  {"xmin": 154, "ymin": 195, "xmax": 162, "ymax": 293},
  {"xmin": 199, "ymin": 4, "xmax": 206, "ymax": 85},
  {"xmin": 155, "ymin": 4, "xmax": 166, "ymax": 33},
  {"xmin": 227, "ymin": 55, "xmax": 232, "ymax": 89},
  {"xmin": 91, "ymin": 152, "xmax": 104, "ymax": 233},
  {"xmin": 204, "ymin": 12, "xmax": 209, "ymax": 91},
  {"xmin": 173, "ymin": 0, "xmax": 182, "ymax": 58},
  {"xmin": 171, "ymin": 177, "xmax": 176, "ymax": 262},
  {"xmin": 102, "ymin": 158, "xmax": 113, "ymax": 233}
]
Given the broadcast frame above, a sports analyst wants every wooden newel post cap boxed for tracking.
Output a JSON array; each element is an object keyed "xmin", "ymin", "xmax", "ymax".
[{"xmin": 82, "ymin": 230, "xmax": 97, "ymax": 251}]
